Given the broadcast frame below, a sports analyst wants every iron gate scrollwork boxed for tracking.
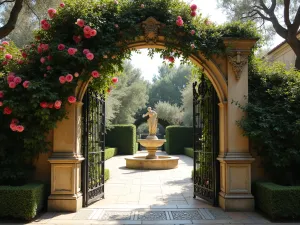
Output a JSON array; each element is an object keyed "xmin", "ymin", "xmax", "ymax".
[
  {"xmin": 82, "ymin": 88, "xmax": 105, "ymax": 207},
  {"xmin": 193, "ymin": 73, "xmax": 219, "ymax": 206}
]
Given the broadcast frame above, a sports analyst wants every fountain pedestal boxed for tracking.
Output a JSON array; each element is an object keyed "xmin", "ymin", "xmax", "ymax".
[{"xmin": 125, "ymin": 135, "xmax": 179, "ymax": 170}]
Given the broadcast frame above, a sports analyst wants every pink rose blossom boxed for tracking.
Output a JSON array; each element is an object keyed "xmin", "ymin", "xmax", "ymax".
[
  {"xmin": 90, "ymin": 29, "xmax": 97, "ymax": 36},
  {"xmin": 141, "ymin": 4, "xmax": 145, "ymax": 8},
  {"xmin": 2, "ymin": 41, "xmax": 9, "ymax": 45},
  {"xmin": 40, "ymin": 102, "xmax": 48, "ymax": 108},
  {"xmin": 48, "ymin": 103, "xmax": 54, "ymax": 108},
  {"xmin": 2, "ymin": 61, "xmax": 8, "ymax": 66},
  {"xmin": 191, "ymin": 11, "xmax": 196, "ymax": 17},
  {"xmin": 11, "ymin": 118, "xmax": 19, "ymax": 124},
  {"xmin": 67, "ymin": 48, "xmax": 77, "ymax": 55},
  {"xmin": 23, "ymin": 81, "xmax": 30, "ymax": 88},
  {"xmin": 84, "ymin": 33, "xmax": 91, "ymax": 39},
  {"xmin": 83, "ymin": 26, "xmax": 91, "ymax": 34},
  {"xmin": 16, "ymin": 125, "xmax": 24, "ymax": 132},
  {"xmin": 177, "ymin": 16, "xmax": 182, "ymax": 20},
  {"xmin": 21, "ymin": 52, "xmax": 27, "ymax": 58},
  {"xmin": 17, "ymin": 60, "xmax": 24, "ymax": 65},
  {"xmin": 176, "ymin": 19, "xmax": 184, "ymax": 26},
  {"xmin": 41, "ymin": 44, "xmax": 49, "ymax": 51},
  {"xmin": 0, "ymin": 102, "xmax": 2, "ymax": 107},
  {"xmin": 40, "ymin": 57, "xmax": 46, "ymax": 64},
  {"xmin": 86, "ymin": 52, "xmax": 94, "ymax": 60},
  {"xmin": 37, "ymin": 46, "xmax": 43, "ymax": 54},
  {"xmin": 83, "ymin": 49, "xmax": 90, "ymax": 55},
  {"xmin": 112, "ymin": 77, "xmax": 118, "ymax": 83},
  {"xmin": 10, "ymin": 123, "xmax": 17, "ymax": 131},
  {"xmin": 190, "ymin": 30, "xmax": 195, "ymax": 35},
  {"xmin": 48, "ymin": 8, "xmax": 57, "ymax": 18},
  {"xmin": 9, "ymin": 82, "xmax": 16, "ymax": 89},
  {"xmin": 4, "ymin": 106, "xmax": 12, "ymax": 114},
  {"xmin": 60, "ymin": 3, "xmax": 65, "ymax": 7},
  {"xmin": 190, "ymin": 4, "xmax": 197, "ymax": 11},
  {"xmin": 74, "ymin": 72, "xmax": 79, "ymax": 77},
  {"xmin": 42, "ymin": 23, "xmax": 51, "ymax": 30},
  {"xmin": 47, "ymin": 55, "xmax": 52, "ymax": 61},
  {"xmin": 91, "ymin": 70, "xmax": 100, "ymax": 78},
  {"xmin": 58, "ymin": 44, "xmax": 65, "ymax": 50},
  {"xmin": 65, "ymin": 74, "xmax": 73, "ymax": 82},
  {"xmin": 41, "ymin": 19, "xmax": 48, "ymax": 25},
  {"xmin": 7, "ymin": 73, "xmax": 15, "ymax": 82},
  {"xmin": 114, "ymin": 24, "xmax": 119, "ymax": 28},
  {"xmin": 68, "ymin": 96, "xmax": 76, "ymax": 104},
  {"xmin": 0, "ymin": 91, "xmax": 3, "ymax": 98},
  {"xmin": 59, "ymin": 76, "xmax": 66, "ymax": 84},
  {"xmin": 47, "ymin": 66, "xmax": 52, "ymax": 70},
  {"xmin": 54, "ymin": 100, "xmax": 62, "ymax": 109},
  {"xmin": 5, "ymin": 54, "xmax": 12, "ymax": 60},
  {"xmin": 14, "ymin": 76, "xmax": 22, "ymax": 84},
  {"xmin": 73, "ymin": 35, "xmax": 81, "ymax": 43},
  {"xmin": 76, "ymin": 19, "xmax": 85, "ymax": 27},
  {"xmin": 169, "ymin": 56, "xmax": 175, "ymax": 63}
]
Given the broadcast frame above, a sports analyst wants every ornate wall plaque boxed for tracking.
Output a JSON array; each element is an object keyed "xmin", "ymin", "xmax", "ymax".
[
  {"xmin": 141, "ymin": 17, "xmax": 161, "ymax": 44},
  {"xmin": 228, "ymin": 51, "xmax": 248, "ymax": 80}
]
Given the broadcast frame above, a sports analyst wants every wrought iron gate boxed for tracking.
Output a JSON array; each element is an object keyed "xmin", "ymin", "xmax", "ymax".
[
  {"xmin": 82, "ymin": 88, "xmax": 105, "ymax": 207},
  {"xmin": 193, "ymin": 73, "xmax": 219, "ymax": 206}
]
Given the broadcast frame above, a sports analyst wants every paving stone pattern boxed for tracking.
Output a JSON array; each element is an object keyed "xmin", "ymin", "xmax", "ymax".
[{"xmin": 13, "ymin": 152, "xmax": 300, "ymax": 224}]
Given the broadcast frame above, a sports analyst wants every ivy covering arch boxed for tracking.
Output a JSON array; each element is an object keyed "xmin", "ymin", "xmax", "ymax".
[{"xmin": 0, "ymin": 0, "xmax": 259, "ymax": 184}]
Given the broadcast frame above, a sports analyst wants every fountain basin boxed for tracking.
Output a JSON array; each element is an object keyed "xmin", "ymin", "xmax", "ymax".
[{"xmin": 125, "ymin": 156, "xmax": 179, "ymax": 169}]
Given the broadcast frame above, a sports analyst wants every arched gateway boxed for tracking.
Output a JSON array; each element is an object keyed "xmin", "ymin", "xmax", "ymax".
[
  {"xmin": 50, "ymin": 34, "xmax": 256, "ymax": 213},
  {"xmin": 0, "ymin": 0, "xmax": 258, "ymax": 213}
]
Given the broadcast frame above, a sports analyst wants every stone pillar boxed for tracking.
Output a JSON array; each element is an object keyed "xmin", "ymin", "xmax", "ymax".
[
  {"xmin": 217, "ymin": 39, "xmax": 257, "ymax": 211},
  {"xmin": 48, "ymin": 102, "xmax": 84, "ymax": 212}
]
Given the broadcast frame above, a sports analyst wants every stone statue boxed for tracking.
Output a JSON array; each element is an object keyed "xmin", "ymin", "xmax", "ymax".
[{"xmin": 142, "ymin": 107, "xmax": 158, "ymax": 138}]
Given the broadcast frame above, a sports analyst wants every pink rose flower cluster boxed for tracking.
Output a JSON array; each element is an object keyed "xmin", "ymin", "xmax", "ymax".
[
  {"xmin": 37, "ymin": 43, "xmax": 49, "ymax": 54},
  {"xmin": 6, "ymin": 72, "xmax": 30, "ymax": 89},
  {"xmin": 112, "ymin": 77, "xmax": 118, "ymax": 83},
  {"xmin": 3, "ymin": 106, "xmax": 12, "ymax": 115},
  {"xmin": 76, "ymin": 19, "xmax": 97, "ymax": 39},
  {"xmin": 190, "ymin": 4, "xmax": 197, "ymax": 17},
  {"xmin": 10, "ymin": 119, "xmax": 24, "ymax": 132},
  {"xmin": 40, "ymin": 100, "xmax": 62, "ymax": 109},
  {"xmin": 91, "ymin": 70, "xmax": 100, "ymax": 78},
  {"xmin": 83, "ymin": 49, "xmax": 94, "ymax": 61},
  {"xmin": 48, "ymin": 8, "xmax": 57, "ymax": 19},
  {"xmin": 59, "ymin": 74, "xmax": 74, "ymax": 84},
  {"xmin": 164, "ymin": 56, "xmax": 175, "ymax": 63},
  {"xmin": 68, "ymin": 96, "xmax": 76, "ymax": 104},
  {"xmin": 1, "ymin": 41, "xmax": 9, "ymax": 46},
  {"xmin": 176, "ymin": 16, "xmax": 184, "ymax": 27}
]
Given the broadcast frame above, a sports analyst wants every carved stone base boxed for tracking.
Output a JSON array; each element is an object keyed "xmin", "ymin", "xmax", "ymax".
[
  {"xmin": 48, "ymin": 193, "xmax": 83, "ymax": 212},
  {"xmin": 219, "ymin": 192, "xmax": 254, "ymax": 211}
]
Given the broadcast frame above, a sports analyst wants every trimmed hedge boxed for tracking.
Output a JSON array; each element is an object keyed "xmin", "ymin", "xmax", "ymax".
[
  {"xmin": 106, "ymin": 125, "xmax": 137, "ymax": 155},
  {"xmin": 254, "ymin": 182, "xmax": 300, "ymax": 220},
  {"xmin": 104, "ymin": 169, "xmax": 110, "ymax": 181},
  {"xmin": 184, "ymin": 147, "xmax": 194, "ymax": 158},
  {"xmin": 105, "ymin": 147, "xmax": 118, "ymax": 160},
  {"xmin": 165, "ymin": 126, "xmax": 193, "ymax": 154},
  {"xmin": 0, "ymin": 183, "xmax": 44, "ymax": 220}
]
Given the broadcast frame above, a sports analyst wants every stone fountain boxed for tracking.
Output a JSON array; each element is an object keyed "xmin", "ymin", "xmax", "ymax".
[{"xmin": 125, "ymin": 107, "xmax": 179, "ymax": 169}]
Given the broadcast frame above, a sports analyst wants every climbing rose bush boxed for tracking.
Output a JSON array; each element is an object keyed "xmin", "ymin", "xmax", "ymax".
[{"xmin": 0, "ymin": 0, "xmax": 259, "ymax": 185}]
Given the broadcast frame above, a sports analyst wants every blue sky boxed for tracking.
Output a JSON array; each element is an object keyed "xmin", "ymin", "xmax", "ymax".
[{"xmin": 130, "ymin": 0, "xmax": 284, "ymax": 82}]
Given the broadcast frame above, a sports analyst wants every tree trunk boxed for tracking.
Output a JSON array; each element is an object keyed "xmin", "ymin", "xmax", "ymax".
[
  {"xmin": 0, "ymin": 0, "xmax": 24, "ymax": 39},
  {"xmin": 295, "ymin": 56, "xmax": 300, "ymax": 71},
  {"xmin": 287, "ymin": 34, "xmax": 300, "ymax": 70}
]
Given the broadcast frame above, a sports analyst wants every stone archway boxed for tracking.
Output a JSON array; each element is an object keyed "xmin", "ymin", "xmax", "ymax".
[{"xmin": 47, "ymin": 17, "xmax": 257, "ymax": 212}]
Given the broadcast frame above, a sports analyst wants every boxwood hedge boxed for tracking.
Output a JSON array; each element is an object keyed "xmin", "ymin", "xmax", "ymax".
[{"xmin": 165, "ymin": 126, "xmax": 193, "ymax": 154}]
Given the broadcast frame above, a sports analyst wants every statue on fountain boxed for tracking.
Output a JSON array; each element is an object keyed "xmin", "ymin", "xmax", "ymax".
[{"xmin": 142, "ymin": 107, "xmax": 158, "ymax": 139}]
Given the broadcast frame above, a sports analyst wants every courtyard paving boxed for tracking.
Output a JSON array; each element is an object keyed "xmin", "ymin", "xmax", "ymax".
[{"xmin": 3, "ymin": 151, "xmax": 300, "ymax": 225}]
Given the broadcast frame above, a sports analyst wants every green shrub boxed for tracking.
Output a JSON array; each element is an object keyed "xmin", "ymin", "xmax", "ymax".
[
  {"xmin": 237, "ymin": 58, "xmax": 300, "ymax": 185},
  {"xmin": 254, "ymin": 182, "xmax": 300, "ymax": 220},
  {"xmin": 0, "ymin": 183, "xmax": 44, "ymax": 220},
  {"xmin": 104, "ymin": 169, "xmax": 110, "ymax": 181},
  {"xmin": 165, "ymin": 126, "xmax": 193, "ymax": 154},
  {"xmin": 106, "ymin": 125, "xmax": 137, "ymax": 155},
  {"xmin": 105, "ymin": 147, "xmax": 118, "ymax": 160},
  {"xmin": 184, "ymin": 147, "xmax": 194, "ymax": 158}
]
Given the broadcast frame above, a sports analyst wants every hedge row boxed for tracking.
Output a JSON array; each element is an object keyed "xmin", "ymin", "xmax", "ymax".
[
  {"xmin": 184, "ymin": 147, "xmax": 194, "ymax": 158},
  {"xmin": 105, "ymin": 147, "xmax": 118, "ymax": 160},
  {"xmin": 104, "ymin": 169, "xmax": 110, "ymax": 181},
  {"xmin": 0, "ymin": 183, "xmax": 44, "ymax": 220},
  {"xmin": 106, "ymin": 125, "xmax": 137, "ymax": 155},
  {"xmin": 165, "ymin": 126, "xmax": 193, "ymax": 154},
  {"xmin": 254, "ymin": 182, "xmax": 300, "ymax": 220}
]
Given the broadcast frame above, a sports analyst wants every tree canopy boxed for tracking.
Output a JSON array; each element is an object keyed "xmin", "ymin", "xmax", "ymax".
[{"xmin": 217, "ymin": 0, "xmax": 300, "ymax": 69}]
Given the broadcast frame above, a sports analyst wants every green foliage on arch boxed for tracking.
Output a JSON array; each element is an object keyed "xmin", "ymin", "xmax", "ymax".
[{"xmin": 0, "ymin": 0, "xmax": 259, "ymax": 184}]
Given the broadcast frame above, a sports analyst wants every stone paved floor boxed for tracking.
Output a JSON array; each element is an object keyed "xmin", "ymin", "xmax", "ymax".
[{"xmin": 2, "ymin": 151, "xmax": 300, "ymax": 225}]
